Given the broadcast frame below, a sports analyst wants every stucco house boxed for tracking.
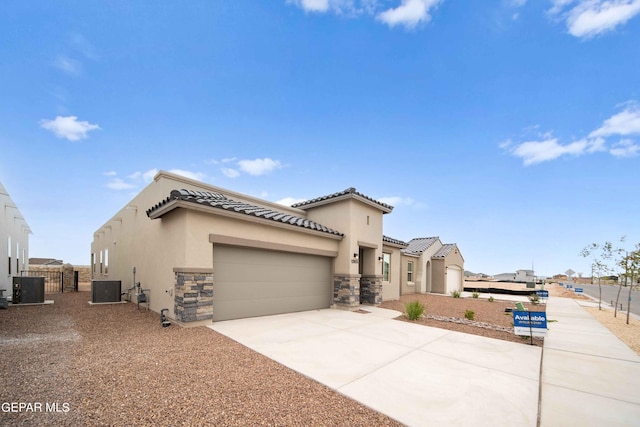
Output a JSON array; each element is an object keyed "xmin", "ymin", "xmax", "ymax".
[
  {"xmin": 1, "ymin": 181, "xmax": 31, "ymax": 295},
  {"xmin": 91, "ymin": 171, "xmax": 464, "ymax": 324}
]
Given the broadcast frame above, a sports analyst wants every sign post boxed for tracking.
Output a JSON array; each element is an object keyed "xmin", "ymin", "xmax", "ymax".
[
  {"xmin": 513, "ymin": 311, "xmax": 548, "ymax": 339},
  {"xmin": 536, "ymin": 290, "xmax": 549, "ymax": 303}
]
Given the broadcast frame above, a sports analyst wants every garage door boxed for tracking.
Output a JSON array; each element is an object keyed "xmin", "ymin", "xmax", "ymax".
[
  {"xmin": 212, "ymin": 245, "xmax": 332, "ymax": 321},
  {"xmin": 446, "ymin": 266, "xmax": 462, "ymax": 295}
]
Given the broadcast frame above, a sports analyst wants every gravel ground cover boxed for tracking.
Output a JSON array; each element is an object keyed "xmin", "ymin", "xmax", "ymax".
[
  {"xmin": 584, "ymin": 306, "xmax": 640, "ymax": 355},
  {"xmin": 0, "ymin": 292, "xmax": 402, "ymax": 427},
  {"xmin": 380, "ymin": 292, "xmax": 546, "ymax": 347}
]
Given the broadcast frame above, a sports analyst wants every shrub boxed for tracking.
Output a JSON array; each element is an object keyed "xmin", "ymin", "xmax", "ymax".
[
  {"xmin": 451, "ymin": 290, "xmax": 461, "ymax": 298},
  {"xmin": 488, "ymin": 296, "xmax": 495, "ymax": 302},
  {"xmin": 464, "ymin": 309, "xmax": 475, "ymax": 320},
  {"xmin": 472, "ymin": 291, "xmax": 480, "ymax": 299},
  {"xmin": 405, "ymin": 300, "xmax": 425, "ymax": 321},
  {"xmin": 529, "ymin": 293, "xmax": 540, "ymax": 305}
]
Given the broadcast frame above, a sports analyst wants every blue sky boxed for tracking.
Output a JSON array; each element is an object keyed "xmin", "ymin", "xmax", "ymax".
[{"xmin": 1, "ymin": 0, "xmax": 639, "ymax": 277}]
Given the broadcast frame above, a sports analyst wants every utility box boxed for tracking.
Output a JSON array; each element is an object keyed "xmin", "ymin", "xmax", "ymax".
[
  {"xmin": 91, "ymin": 280, "xmax": 122, "ymax": 303},
  {"xmin": 12, "ymin": 277, "xmax": 45, "ymax": 304}
]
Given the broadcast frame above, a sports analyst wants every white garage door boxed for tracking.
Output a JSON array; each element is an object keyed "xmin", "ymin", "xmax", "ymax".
[
  {"xmin": 212, "ymin": 245, "xmax": 332, "ymax": 321},
  {"xmin": 446, "ymin": 266, "xmax": 462, "ymax": 295}
]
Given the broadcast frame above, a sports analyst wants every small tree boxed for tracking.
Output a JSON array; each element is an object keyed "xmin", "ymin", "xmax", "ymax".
[
  {"xmin": 580, "ymin": 242, "xmax": 611, "ymax": 310},
  {"xmin": 621, "ymin": 245, "xmax": 640, "ymax": 325}
]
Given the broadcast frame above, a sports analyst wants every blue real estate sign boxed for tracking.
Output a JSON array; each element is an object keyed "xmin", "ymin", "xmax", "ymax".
[
  {"xmin": 536, "ymin": 290, "xmax": 549, "ymax": 299},
  {"xmin": 513, "ymin": 311, "xmax": 548, "ymax": 337}
]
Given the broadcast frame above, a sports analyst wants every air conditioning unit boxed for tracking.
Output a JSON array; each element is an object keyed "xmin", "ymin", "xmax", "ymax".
[
  {"xmin": 91, "ymin": 280, "xmax": 122, "ymax": 303},
  {"xmin": 12, "ymin": 277, "xmax": 45, "ymax": 304}
]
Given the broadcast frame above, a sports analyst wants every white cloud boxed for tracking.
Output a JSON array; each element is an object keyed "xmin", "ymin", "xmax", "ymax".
[
  {"xmin": 129, "ymin": 168, "xmax": 158, "ymax": 183},
  {"xmin": 506, "ymin": 104, "xmax": 640, "ymax": 165},
  {"xmin": 589, "ymin": 106, "xmax": 640, "ymax": 137},
  {"xmin": 39, "ymin": 115, "xmax": 100, "ymax": 141},
  {"xmin": 377, "ymin": 0, "xmax": 442, "ymax": 29},
  {"xmin": 610, "ymin": 139, "xmax": 640, "ymax": 157},
  {"xmin": 106, "ymin": 178, "xmax": 136, "ymax": 190},
  {"xmin": 237, "ymin": 158, "xmax": 283, "ymax": 176},
  {"xmin": 275, "ymin": 197, "xmax": 308, "ymax": 206},
  {"xmin": 108, "ymin": 168, "xmax": 207, "ymax": 192},
  {"xmin": 377, "ymin": 196, "xmax": 415, "ymax": 206},
  {"xmin": 287, "ymin": 0, "xmax": 374, "ymax": 15},
  {"xmin": 207, "ymin": 157, "xmax": 237, "ymax": 165},
  {"xmin": 508, "ymin": 137, "xmax": 607, "ymax": 165},
  {"xmin": 53, "ymin": 55, "xmax": 82, "ymax": 75},
  {"xmin": 168, "ymin": 169, "xmax": 206, "ymax": 182},
  {"xmin": 549, "ymin": 0, "xmax": 640, "ymax": 38},
  {"xmin": 288, "ymin": 0, "xmax": 330, "ymax": 12},
  {"xmin": 103, "ymin": 171, "xmax": 117, "ymax": 177},
  {"xmin": 221, "ymin": 168, "xmax": 241, "ymax": 178}
]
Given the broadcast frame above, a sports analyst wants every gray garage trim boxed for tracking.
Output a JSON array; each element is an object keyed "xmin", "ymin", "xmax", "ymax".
[{"xmin": 212, "ymin": 245, "xmax": 333, "ymax": 322}]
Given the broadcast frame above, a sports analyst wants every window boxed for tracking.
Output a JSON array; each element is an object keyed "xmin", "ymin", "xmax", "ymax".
[
  {"xmin": 407, "ymin": 261, "xmax": 414, "ymax": 283},
  {"xmin": 7, "ymin": 237, "xmax": 11, "ymax": 275},
  {"xmin": 16, "ymin": 242, "xmax": 19, "ymax": 273},
  {"xmin": 91, "ymin": 253, "xmax": 95, "ymax": 274},
  {"xmin": 99, "ymin": 251, "xmax": 103, "ymax": 274},
  {"xmin": 382, "ymin": 253, "xmax": 391, "ymax": 282},
  {"xmin": 105, "ymin": 248, "xmax": 109, "ymax": 274}
]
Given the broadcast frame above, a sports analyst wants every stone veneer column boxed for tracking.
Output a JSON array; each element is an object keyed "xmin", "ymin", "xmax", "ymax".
[
  {"xmin": 333, "ymin": 274, "xmax": 360, "ymax": 308},
  {"xmin": 173, "ymin": 268, "xmax": 213, "ymax": 322},
  {"xmin": 360, "ymin": 275, "xmax": 383, "ymax": 305},
  {"xmin": 62, "ymin": 264, "xmax": 75, "ymax": 292}
]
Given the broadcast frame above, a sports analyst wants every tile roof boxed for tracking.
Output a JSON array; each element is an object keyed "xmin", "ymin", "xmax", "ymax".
[
  {"xmin": 432, "ymin": 244, "xmax": 457, "ymax": 259},
  {"xmin": 146, "ymin": 189, "xmax": 344, "ymax": 237},
  {"xmin": 402, "ymin": 237, "xmax": 439, "ymax": 255},
  {"xmin": 291, "ymin": 187, "xmax": 393, "ymax": 212},
  {"xmin": 382, "ymin": 235, "xmax": 409, "ymax": 247}
]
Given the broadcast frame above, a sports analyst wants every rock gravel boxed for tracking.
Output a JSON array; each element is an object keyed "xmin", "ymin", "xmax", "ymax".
[
  {"xmin": 0, "ymin": 292, "xmax": 402, "ymax": 426},
  {"xmin": 380, "ymin": 292, "xmax": 546, "ymax": 347}
]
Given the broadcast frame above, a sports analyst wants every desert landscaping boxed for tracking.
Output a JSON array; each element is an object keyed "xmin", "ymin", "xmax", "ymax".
[{"xmin": 1, "ymin": 280, "xmax": 638, "ymax": 425}]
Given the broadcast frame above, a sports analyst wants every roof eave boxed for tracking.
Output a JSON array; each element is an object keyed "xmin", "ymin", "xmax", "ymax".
[
  {"xmin": 148, "ymin": 200, "xmax": 344, "ymax": 240},
  {"xmin": 297, "ymin": 193, "xmax": 393, "ymax": 213}
]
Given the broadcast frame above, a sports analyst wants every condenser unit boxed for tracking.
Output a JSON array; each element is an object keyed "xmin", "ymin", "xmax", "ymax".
[
  {"xmin": 12, "ymin": 277, "xmax": 45, "ymax": 304},
  {"xmin": 91, "ymin": 280, "xmax": 122, "ymax": 303}
]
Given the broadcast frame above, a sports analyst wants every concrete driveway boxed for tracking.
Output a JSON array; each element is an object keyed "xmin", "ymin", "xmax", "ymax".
[{"xmin": 209, "ymin": 306, "xmax": 541, "ymax": 427}]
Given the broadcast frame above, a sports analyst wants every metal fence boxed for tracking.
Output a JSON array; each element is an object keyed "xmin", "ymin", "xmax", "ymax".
[{"xmin": 21, "ymin": 270, "xmax": 64, "ymax": 293}]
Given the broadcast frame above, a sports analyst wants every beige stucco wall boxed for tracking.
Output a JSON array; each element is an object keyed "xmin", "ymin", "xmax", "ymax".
[
  {"xmin": 400, "ymin": 254, "xmax": 420, "ymax": 295},
  {"xmin": 381, "ymin": 245, "xmax": 402, "ymax": 301},
  {"xmin": 431, "ymin": 258, "xmax": 446, "ymax": 294},
  {"xmin": 430, "ymin": 247, "xmax": 465, "ymax": 295},
  {"xmin": 416, "ymin": 238, "xmax": 443, "ymax": 294},
  {"xmin": 91, "ymin": 171, "xmax": 341, "ymax": 318},
  {"xmin": 304, "ymin": 198, "xmax": 385, "ymax": 276}
]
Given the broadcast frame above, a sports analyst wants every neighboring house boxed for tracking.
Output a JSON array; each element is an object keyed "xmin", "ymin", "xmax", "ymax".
[
  {"xmin": 493, "ymin": 272, "xmax": 516, "ymax": 281},
  {"xmin": 1, "ymin": 181, "xmax": 31, "ymax": 295},
  {"xmin": 515, "ymin": 269, "xmax": 535, "ymax": 282},
  {"xmin": 494, "ymin": 270, "xmax": 535, "ymax": 283},
  {"xmin": 92, "ymin": 171, "xmax": 464, "ymax": 324},
  {"xmin": 29, "ymin": 258, "xmax": 64, "ymax": 266},
  {"xmin": 383, "ymin": 236, "xmax": 464, "ymax": 296}
]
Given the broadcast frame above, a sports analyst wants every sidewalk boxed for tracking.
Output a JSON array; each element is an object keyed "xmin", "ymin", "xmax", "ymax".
[{"xmin": 540, "ymin": 297, "xmax": 640, "ymax": 426}]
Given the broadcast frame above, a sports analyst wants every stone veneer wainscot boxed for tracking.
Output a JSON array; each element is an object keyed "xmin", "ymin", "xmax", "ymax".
[{"xmin": 174, "ymin": 268, "xmax": 213, "ymax": 322}]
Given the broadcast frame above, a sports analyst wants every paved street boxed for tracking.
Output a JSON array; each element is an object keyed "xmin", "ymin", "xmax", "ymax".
[{"xmin": 572, "ymin": 283, "xmax": 640, "ymax": 316}]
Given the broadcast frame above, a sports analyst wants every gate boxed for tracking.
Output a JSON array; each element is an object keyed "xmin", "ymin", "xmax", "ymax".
[{"xmin": 21, "ymin": 270, "xmax": 64, "ymax": 293}]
